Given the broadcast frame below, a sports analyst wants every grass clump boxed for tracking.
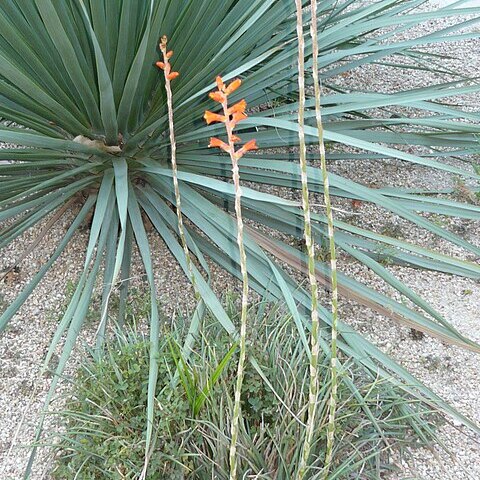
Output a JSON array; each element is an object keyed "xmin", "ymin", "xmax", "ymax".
[{"xmin": 50, "ymin": 299, "xmax": 439, "ymax": 479}]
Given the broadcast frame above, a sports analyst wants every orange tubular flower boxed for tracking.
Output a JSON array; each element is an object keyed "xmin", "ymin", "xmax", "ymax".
[
  {"xmin": 158, "ymin": 36, "xmax": 179, "ymax": 83},
  {"xmin": 216, "ymin": 76, "xmax": 225, "ymax": 91},
  {"xmin": 237, "ymin": 139, "xmax": 258, "ymax": 158},
  {"xmin": 231, "ymin": 112, "xmax": 247, "ymax": 126},
  {"xmin": 224, "ymin": 79, "xmax": 242, "ymax": 95},
  {"xmin": 213, "ymin": 76, "xmax": 242, "ymax": 96},
  {"xmin": 228, "ymin": 99, "xmax": 247, "ymax": 114},
  {"xmin": 243, "ymin": 139, "xmax": 258, "ymax": 151},
  {"xmin": 208, "ymin": 137, "xmax": 231, "ymax": 152},
  {"xmin": 209, "ymin": 91, "xmax": 225, "ymax": 103},
  {"xmin": 204, "ymin": 110, "xmax": 226, "ymax": 125},
  {"xmin": 204, "ymin": 76, "xmax": 257, "ymax": 160}
]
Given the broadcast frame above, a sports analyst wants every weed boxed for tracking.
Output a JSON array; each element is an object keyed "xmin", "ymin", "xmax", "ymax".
[
  {"xmin": 453, "ymin": 176, "xmax": 478, "ymax": 205},
  {"xmin": 380, "ymin": 222, "xmax": 404, "ymax": 239}
]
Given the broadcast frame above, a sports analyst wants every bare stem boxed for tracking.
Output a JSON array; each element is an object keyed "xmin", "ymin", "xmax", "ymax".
[
  {"xmin": 295, "ymin": 1, "xmax": 321, "ymax": 478},
  {"xmin": 309, "ymin": 2, "xmax": 340, "ymax": 478}
]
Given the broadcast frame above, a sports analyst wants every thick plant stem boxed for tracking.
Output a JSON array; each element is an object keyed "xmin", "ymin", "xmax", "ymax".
[
  {"xmin": 310, "ymin": 2, "xmax": 340, "ymax": 478},
  {"xmin": 295, "ymin": 1, "xmax": 321, "ymax": 478},
  {"xmin": 159, "ymin": 37, "xmax": 198, "ymax": 296},
  {"xmin": 222, "ymin": 100, "xmax": 249, "ymax": 480}
]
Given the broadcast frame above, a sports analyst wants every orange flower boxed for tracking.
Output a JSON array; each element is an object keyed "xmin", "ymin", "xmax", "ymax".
[
  {"xmin": 209, "ymin": 91, "xmax": 225, "ymax": 103},
  {"xmin": 231, "ymin": 112, "xmax": 247, "ymax": 125},
  {"xmin": 157, "ymin": 37, "xmax": 180, "ymax": 83},
  {"xmin": 228, "ymin": 99, "xmax": 246, "ymax": 115},
  {"xmin": 216, "ymin": 76, "xmax": 225, "ymax": 91},
  {"xmin": 225, "ymin": 79, "xmax": 242, "ymax": 95},
  {"xmin": 243, "ymin": 139, "xmax": 258, "ymax": 151},
  {"xmin": 208, "ymin": 137, "xmax": 231, "ymax": 152},
  {"xmin": 237, "ymin": 139, "xmax": 258, "ymax": 158},
  {"xmin": 205, "ymin": 75, "xmax": 258, "ymax": 160},
  {"xmin": 204, "ymin": 110, "xmax": 226, "ymax": 125},
  {"xmin": 214, "ymin": 76, "xmax": 242, "ymax": 95}
]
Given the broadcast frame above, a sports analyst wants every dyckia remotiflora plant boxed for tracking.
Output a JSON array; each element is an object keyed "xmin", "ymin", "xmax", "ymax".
[{"xmin": 1, "ymin": 0, "xmax": 480, "ymax": 475}]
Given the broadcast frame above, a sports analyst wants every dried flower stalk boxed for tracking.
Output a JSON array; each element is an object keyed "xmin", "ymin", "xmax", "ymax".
[{"xmin": 294, "ymin": 1, "xmax": 322, "ymax": 477}]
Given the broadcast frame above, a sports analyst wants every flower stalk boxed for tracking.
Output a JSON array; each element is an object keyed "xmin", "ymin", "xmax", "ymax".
[
  {"xmin": 309, "ymin": 1, "xmax": 340, "ymax": 477},
  {"xmin": 157, "ymin": 36, "xmax": 198, "ymax": 296},
  {"xmin": 204, "ymin": 77, "xmax": 257, "ymax": 480},
  {"xmin": 294, "ymin": 1, "xmax": 321, "ymax": 478}
]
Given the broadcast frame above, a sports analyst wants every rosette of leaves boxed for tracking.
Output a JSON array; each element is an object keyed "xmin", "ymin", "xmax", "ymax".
[{"xmin": 1, "ymin": 0, "xmax": 479, "ymax": 474}]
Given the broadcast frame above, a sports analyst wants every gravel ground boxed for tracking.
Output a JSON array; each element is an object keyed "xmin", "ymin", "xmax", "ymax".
[{"xmin": 1, "ymin": 1, "xmax": 479, "ymax": 479}]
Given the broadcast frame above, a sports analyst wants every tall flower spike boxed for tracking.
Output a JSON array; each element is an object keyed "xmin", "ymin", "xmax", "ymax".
[
  {"xmin": 204, "ymin": 76, "xmax": 257, "ymax": 480},
  {"xmin": 142, "ymin": 34, "xmax": 187, "ymax": 477},
  {"xmin": 157, "ymin": 34, "xmax": 199, "ymax": 344}
]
